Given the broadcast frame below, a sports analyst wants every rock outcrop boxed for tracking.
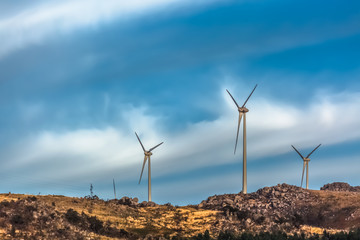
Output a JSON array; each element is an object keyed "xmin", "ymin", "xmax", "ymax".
[
  {"xmin": 199, "ymin": 184, "xmax": 321, "ymax": 233},
  {"xmin": 321, "ymin": 182, "xmax": 360, "ymax": 192},
  {"xmin": 117, "ymin": 196, "xmax": 139, "ymax": 207}
]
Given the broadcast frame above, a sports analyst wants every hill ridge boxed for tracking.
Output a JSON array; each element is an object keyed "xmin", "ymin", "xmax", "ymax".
[{"xmin": 0, "ymin": 182, "xmax": 359, "ymax": 239}]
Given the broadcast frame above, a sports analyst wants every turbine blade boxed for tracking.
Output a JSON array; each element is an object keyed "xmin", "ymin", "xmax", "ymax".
[
  {"xmin": 226, "ymin": 89, "xmax": 240, "ymax": 108},
  {"xmin": 291, "ymin": 145, "xmax": 304, "ymax": 159},
  {"xmin": 139, "ymin": 156, "xmax": 148, "ymax": 184},
  {"xmin": 242, "ymin": 84, "xmax": 258, "ymax": 108},
  {"xmin": 306, "ymin": 144, "xmax": 321, "ymax": 158},
  {"xmin": 234, "ymin": 113, "xmax": 243, "ymax": 154},
  {"xmin": 149, "ymin": 142, "xmax": 164, "ymax": 152},
  {"xmin": 301, "ymin": 161, "xmax": 306, "ymax": 188},
  {"xmin": 135, "ymin": 132, "xmax": 146, "ymax": 152}
]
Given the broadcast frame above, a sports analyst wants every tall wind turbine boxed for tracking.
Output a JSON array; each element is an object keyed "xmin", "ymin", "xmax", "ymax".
[
  {"xmin": 226, "ymin": 84, "xmax": 257, "ymax": 194},
  {"xmin": 291, "ymin": 144, "xmax": 321, "ymax": 189},
  {"xmin": 135, "ymin": 132, "xmax": 163, "ymax": 202}
]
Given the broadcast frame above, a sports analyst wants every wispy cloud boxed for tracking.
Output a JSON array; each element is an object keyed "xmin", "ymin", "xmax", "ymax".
[
  {"xmin": 0, "ymin": 0, "xmax": 215, "ymax": 58},
  {"xmin": 2, "ymin": 89, "xmax": 360, "ymax": 187}
]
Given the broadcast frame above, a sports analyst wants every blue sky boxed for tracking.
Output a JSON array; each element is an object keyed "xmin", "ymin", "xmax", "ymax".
[{"xmin": 0, "ymin": 0, "xmax": 360, "ymax": 205}]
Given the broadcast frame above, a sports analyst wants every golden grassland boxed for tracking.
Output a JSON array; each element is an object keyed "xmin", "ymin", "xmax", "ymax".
[{"xmin": 0, "ymin": 193, "xmax": 219, "ymax": 238}]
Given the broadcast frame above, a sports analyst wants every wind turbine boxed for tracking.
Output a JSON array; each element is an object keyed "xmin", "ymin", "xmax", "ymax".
[
  {"xmin": 135, "ymin": 132, "xmax": 163, "ymax": 202},
  {"xmin": 291, "ymin": 144, "xmax": 321, "ymax": 189},
  {"xmin": 226, "ymin": 84, "xmax": 257, "ymax": 194},
  {"xmin": 113, "ymin": 178, "xmax": 117, "ymax": 200}
]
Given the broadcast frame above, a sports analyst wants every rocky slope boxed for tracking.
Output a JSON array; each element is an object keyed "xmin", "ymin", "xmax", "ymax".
[
  {"xmin": 200, "ymin": 183, "xmax": 360, "ymax": 233},
  {"xmin": 0, "ymin": 183, "xmax": 359, "ymax": 239}
]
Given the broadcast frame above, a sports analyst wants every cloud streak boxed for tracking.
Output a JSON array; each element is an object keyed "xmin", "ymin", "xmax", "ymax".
[
  {"xmin": 2, "ymin": 89, "xmax": 360, "ymax": 187},
  {"xmin": 0, "ymin": 0, "xmax": 215, "ymax": 58}
]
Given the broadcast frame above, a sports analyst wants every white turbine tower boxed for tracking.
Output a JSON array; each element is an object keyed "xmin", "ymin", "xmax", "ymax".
[
  {"xmin": 226, "ymin": 84, "xmax": 257, "ymax": 194},
  {"xmin": 291, "ymin": 144, "xmax": 321, "ymax": 189},
  {"xmin": 135, "ymin": 132, "xmax": 163, "ymax": 202}
]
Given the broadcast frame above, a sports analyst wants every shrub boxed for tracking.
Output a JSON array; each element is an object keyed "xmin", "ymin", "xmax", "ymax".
[
  {"xmin": 65, "ymin": 209, "xmax": 81, "ymax": 224},
  {"xmin": 87, "ymin": 215, "xmax": 103, "ymax": 233},
  {"xmin": 10, "ymin": 214, "xmax": 24, "ymax": 225}
]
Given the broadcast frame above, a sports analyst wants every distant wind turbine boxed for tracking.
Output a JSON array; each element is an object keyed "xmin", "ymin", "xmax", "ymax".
[
  {"xmin": 291, "ymin": 144, "xmax": 321, "ymax": 189},
  {"xmin": 135, "ymin": 132, "xmax": 163, "ymax": 202},
  {"xmin": 226, "ymin": 84, "xmax": 257, "ymax": 194},
  {"xmin": 113, "ymin": 178, "xmax": 116, "ymax": 200}
]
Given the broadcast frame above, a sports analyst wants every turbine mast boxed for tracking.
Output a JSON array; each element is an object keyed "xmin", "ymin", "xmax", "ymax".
[
  {"xmin": 306, "ymin": 162, "xmax": 309, "ymax": 189},
  {"xmin": 243, "ymin": 113, "xmax": 247, "ymax": 194},
  {"xmin": 148, "ymin": 156, "xmax": 151, "ymax": 202}
]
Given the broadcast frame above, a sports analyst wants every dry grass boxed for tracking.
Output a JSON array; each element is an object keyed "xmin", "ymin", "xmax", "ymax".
[
  {"xmin": 308, "ymin": 190, "xmax": 360, "ymax": 229},
  {"xmin": 0, "ymin": 193, "xmax": 219, "ymax": 238},
  {"xmin": 1, "ymin": 190, "xmax": 360, "ymax": 239},
  {"xmin": 299, "ymin": 225, "xmax": 339, "ymax": 235},
  {"xmin": 310, "ymin": 190, "xmax": 360, "ymax": 208}
]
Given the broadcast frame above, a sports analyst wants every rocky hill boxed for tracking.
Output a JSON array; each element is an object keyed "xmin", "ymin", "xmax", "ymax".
[
  {"xmin": 320, "ymin": 182, "xmax": 360, "ymax": 192},
  {"xmin": 200, "ymin": 183, "xmax": 360, "ymax": 233},
  {"xmin": 0, "ymin": 183, "xmax": 359, "ymax": 239}
]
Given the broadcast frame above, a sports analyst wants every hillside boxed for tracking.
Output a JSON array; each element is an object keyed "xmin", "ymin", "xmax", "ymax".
[{"xmin": 0, "ymin": 183, "xmax": 359, "ymax": 239}]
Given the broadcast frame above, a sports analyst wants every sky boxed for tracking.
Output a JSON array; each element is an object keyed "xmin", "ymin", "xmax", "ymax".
[{"xmin": 0, "ymin": 0, "xmax": 360, "ymax": 205}]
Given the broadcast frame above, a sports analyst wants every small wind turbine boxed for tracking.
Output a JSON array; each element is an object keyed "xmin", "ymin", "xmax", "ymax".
[
  {"xmin": 135, "ymin": 132, "xmax": 163, "ymax": 202},
  {"xmin": 291, "ymin": 144, "xmax": 321, "ymax": 189},
  {"xmin": 226, "ymin": 84, "xmax": 257, "ymax": 194},
  {"xmin": 113, "ymin": 178, "xmax": 117, "ymax": 200}
]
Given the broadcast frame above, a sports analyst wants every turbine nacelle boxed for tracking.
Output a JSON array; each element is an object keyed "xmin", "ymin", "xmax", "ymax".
[
  {"xmin": 144, "ymin": 151, "xmax": 153, "ymax": 156},
  {"xmin": 238, "ymin": 107, "xmax": 249, "ymax": 113},
  {"xmin": 303, "ymin": 157, "xmax": 310, "ymax": 162}
]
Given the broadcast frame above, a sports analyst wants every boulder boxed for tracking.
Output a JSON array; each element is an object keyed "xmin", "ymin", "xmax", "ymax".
[
  {"xmin": 118, "ymin": 197, "xmax": 139, "ymax": 207},
  {"xmin": 139, "ymin": 201, "xmax": 157, "ymax": 207}
]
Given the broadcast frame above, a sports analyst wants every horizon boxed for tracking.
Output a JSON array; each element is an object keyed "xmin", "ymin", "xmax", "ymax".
[{"xmin": 0, "ymin": 0, "xmax": 360, "ymax": 205}]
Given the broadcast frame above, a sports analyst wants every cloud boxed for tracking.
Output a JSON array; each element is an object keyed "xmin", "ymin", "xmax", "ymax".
[
  {"xmin": 2, "ymin": 89, "xmax": 360, "ymax": 184},
  {"xmin": 0, "ymin": 0, "xmax": 215, "ymax": 58},
  {"xmin": 246, "ymin": 93, "xmax": 360, "ymax": 158}
]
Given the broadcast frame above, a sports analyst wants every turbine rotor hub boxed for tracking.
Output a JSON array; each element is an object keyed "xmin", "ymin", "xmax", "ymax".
[
  {"xmin": 304, "ymin": 158, "xmax": 310, "ymax": 161},
  {"xmin": 238, "ymin": 107, "xmax": 249, "ymax": 113},
  {"xmin": 145, "ymin": 151, "xmax": 152, "ymax": 156}
]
